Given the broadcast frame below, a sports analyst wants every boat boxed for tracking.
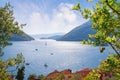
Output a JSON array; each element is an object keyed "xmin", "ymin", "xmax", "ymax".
[
  {"xmin": 44, "ymin": 63, "xmax": 48, "ymax": 67},
  {"xmin": 26, "ymin": 63, "xmax": 30, "ymax": 65},
  {"xmin": 35, "ymin": 49, "xmax": 38, "ymax": 51}
]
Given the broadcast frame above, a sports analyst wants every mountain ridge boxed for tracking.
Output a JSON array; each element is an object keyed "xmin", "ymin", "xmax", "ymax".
[
  {"xmin": 9, "ymin": 33, "xmax": 34, "ymax": 41},
  {"xmin": 58, "ymin": 21, "xmax": 96, "ymax": 41}
]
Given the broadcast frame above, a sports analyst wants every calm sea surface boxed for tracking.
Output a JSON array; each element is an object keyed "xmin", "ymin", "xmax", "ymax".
[{"xmin": 2, "ymin": 40, "xmax": 113, "ymax": 79}]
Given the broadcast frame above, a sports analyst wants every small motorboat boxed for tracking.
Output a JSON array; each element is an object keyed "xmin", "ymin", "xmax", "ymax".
[
  {"xmin": 44, "ymin": 63, "xmax": 48, "ymax": 67},
  {"xmin": 45, "ymin": 42, "xmax": 47, "ymax": 46},
  {"xmin": 26, "ymin": 63, "xmax": 30, "ymax": 65},
  {"xmin": 35, "ymin": 49, "xmax": 38, "ymax": 51},
  {"xmin": 50, "ymin": 53, "xmax": 53, "ymax": 55}
]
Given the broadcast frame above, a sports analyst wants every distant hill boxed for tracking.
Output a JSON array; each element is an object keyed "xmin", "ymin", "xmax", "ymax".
[
  {"xmin": 40, "ymin": 35, "xmax": 63, "ymax": 40},
  {"xmin": 9, "ymin": 33, "xmax": 34, "ymax": 41},
  {"xmin": 47, "ymin": 35, "xmax": 63, "ymax": 40},
  {"xmin": 32, "ymin": 33, "xmax": 65, "ymax": 39},
  {"xmin": 58, "ymin": 20, "xmax": 96, "ymax": 41}
]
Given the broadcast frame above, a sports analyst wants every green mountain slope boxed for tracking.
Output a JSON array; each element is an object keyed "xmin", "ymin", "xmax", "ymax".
[
  {"xmin": 58, "ymin": 21, "xmax": 95, "ymax": 41},
  {"xmin": 9, "ymin": 33, "xmax": 34, "ymax": 41}
]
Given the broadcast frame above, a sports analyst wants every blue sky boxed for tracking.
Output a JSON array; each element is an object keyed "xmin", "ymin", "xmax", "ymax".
[{"xmin": 0, "ymin": 0, "xmax": 98, "ymax": 34}]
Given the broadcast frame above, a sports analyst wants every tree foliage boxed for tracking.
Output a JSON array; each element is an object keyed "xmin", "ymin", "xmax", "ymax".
[
  {"xmin": 0, "ymin": 3, "xmax": 25, "ymax": 80},
  {"xmin": 83, "ymin": 54, "xmax": 120, "ymax": 80},
  {"xmin": 73, "ymin": 0, "xmax": 120, "ymax": 57},
  {"xmin": 16, "ymin": 66, "xmax": 25, "ymax": 80},
  {"xmin": 73, "ymin": 0, "xmax": 120, "ymax": 79},
  {"xmin": 0, "ymin": 3, "xmax": 24, "ymax": 55}
]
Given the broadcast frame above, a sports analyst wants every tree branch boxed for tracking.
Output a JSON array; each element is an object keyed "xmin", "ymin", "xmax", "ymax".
[
  {"xmin": 105, "ymin": 0, "xmax": 120, "ymax": 15},
  {"xmin": 108, "ymin": 42, "xmax": 120, "ymax": 58}
]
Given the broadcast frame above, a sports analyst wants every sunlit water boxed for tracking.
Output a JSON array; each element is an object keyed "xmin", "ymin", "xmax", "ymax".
[{"xmin": 2, "ymin": 40, "xmax": 113, "ymax": 79}]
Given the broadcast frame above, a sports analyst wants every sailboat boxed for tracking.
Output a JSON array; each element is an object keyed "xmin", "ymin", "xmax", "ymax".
[{"xmin": 45, "ymin": 42, "xmax": 47, "ymax": 46}]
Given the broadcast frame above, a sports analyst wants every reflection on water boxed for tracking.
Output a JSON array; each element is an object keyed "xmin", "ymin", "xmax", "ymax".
[{"xmin": 3, "ymin": 40, "xmax": 113, "ymax": 78}]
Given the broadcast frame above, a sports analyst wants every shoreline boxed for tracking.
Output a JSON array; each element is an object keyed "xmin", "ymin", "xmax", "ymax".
[{"xmin": 28, "ymin": 68, "xmax": 92, "ymax": 80}]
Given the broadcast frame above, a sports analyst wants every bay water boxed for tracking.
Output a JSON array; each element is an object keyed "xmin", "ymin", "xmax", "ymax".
[{"xmin": 2, "ymin": 40, "xmax": 113, "ymax": 79}]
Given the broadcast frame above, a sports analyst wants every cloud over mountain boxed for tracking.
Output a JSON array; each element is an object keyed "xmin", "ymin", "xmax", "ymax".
[{"xmin": 13, "ymin": 2, "xmax": 86, "ymax": 34}]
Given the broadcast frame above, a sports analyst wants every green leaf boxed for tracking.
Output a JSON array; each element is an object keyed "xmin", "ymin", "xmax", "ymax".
[
  {"xmin": 87, "ymin": 0, "xmax": 93, "ymax": 2},
  {"xmin": 106, "ymin": 37, "xmax": 112, "ymax": 42},
  {"xmin": 73, "ymin": 2, "xmax": 80, "ymax": 10},
  {"xmin": 111, "ymin": 36, "xmax": 116, "ymax": 41}
]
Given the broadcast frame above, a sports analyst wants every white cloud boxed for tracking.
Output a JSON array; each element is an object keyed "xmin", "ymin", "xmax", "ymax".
[
  {"xmin": 56, "ymin": 3, "xmax": 76, "ymax": 23},
  {"xmin": 28, "ymin": 12, "xmax": 50, "ymax": 34},
  {"xmin": 15, "ymin": 2, "xmax": 86, "ymax": 34}
]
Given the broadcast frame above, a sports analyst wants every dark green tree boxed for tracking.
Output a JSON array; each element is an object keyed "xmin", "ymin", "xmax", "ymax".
[
  {"xmin": 16, "ymin": 66, "xmax": 25, "ymax": 80},
  {"xmin": 0, "ymin": 3, "xmax": 24, "ymax": 54},
  {"xmin": 0, "ymin": 3, "xmax": 25, "ymax": 79}
]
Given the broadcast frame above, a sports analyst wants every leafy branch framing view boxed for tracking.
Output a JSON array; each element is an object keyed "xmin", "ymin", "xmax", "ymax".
[
  {"xmin": 73, "ymin": 0, "xmax": 120, "ymax": 79},
  {"xmin": 73, "ymin": 0, "xmax": 120, "ymax": 57}
]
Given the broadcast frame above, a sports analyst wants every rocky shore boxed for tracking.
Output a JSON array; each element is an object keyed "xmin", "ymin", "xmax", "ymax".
[
  {"xmin": 28, "ymin": 68, "xmax": 92, "ymax": 80},
  {"xmin": 46, "ymin": 68, "xmax": 92, "ymax": 80}
]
